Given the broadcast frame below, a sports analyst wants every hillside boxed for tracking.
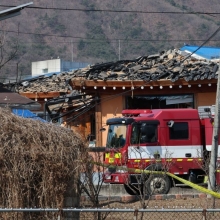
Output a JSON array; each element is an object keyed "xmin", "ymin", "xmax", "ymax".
[{"xmin": 0, "ymin": 0, "xmax": 220, "ymax": 79}]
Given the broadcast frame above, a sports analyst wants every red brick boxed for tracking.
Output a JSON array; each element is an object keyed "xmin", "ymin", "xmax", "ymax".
[
  {"xmin": 175, "ymin": 194, "xmax": 182, "ymax": 199},
  {"xmin": 155, "ymin": 195, "xmax": 163, "ymax": 200},
  {"xmin": 199, "ymin": 193, "xmax": 207, "ymax": 198},
  {"xmin": 121, "ymin": 195, "xmax": 136, "ymax": 203}
]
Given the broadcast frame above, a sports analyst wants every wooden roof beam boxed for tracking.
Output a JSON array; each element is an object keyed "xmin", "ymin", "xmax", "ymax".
[
  {"xmin": 71, "ymin": 79, "xmax": 217, "ymax": 89},
  {"xmin": 19, "ymin": 92, "xmax": 62, "ymax": 99}
]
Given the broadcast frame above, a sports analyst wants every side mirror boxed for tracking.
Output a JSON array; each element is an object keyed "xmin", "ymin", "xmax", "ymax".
[
  {"xmin": 100, "ymin": 127, "xmax": 106, "ymax": 132},
  {"xmin": 167, "ymin": 120, "xmax": 174, "ymax": 128}
]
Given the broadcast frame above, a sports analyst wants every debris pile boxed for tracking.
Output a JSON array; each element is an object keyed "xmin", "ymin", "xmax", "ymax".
[
  {"xmin": 74, "ymin": 49, "xmax": 218, "ymax": 82},
  {"xmin": 4, "ymin": 49, "xmax": 219, "ymax": 93}
]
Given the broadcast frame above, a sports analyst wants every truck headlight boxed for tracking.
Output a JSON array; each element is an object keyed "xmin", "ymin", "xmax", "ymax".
[
  {"xmin": 116, "ymin": 166, "xmax": 128, "ymax": 173},
  {"xmin": 105, "ymin": 174, "xmax": 111, "ymax": 180}
]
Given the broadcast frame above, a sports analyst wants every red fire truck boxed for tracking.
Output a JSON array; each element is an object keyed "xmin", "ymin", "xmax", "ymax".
[{"xmin": 103, "ymin": 107, "xmax": 220, "ymax": 195}]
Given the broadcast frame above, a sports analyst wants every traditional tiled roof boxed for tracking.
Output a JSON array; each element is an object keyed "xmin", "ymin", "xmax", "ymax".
[{"xmin": 4, "ymin": 48, "xmax": 219, "ymax": 93}]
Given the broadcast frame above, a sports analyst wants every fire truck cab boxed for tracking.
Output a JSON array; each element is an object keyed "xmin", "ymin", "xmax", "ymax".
[{"xmin": 103, "ymin": 107, "xmax": 220, "ymax": 195}]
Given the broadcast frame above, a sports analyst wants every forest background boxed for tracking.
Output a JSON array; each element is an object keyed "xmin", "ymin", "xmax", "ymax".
[{"xmin": 0, "ymin": 0, "xmax": 220, "ymax": 81}]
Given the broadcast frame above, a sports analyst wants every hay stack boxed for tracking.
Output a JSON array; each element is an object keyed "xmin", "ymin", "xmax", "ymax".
[{"xmin": 0, "ymin": 107, "xmax": 87, "ymax": 218}]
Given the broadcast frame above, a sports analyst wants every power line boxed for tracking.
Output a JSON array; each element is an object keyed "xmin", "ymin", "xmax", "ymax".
[
  {"xmin": 180, "ymin": 25, "xmax": 220, "ymax": 64},
  {"xmin": 1, "ymin": 5, "xmax": 220, "ymax": 126},
  {"xmin": 0, "ymin": 5, "xmax": 219, "ymax": 15},
  {"xmin": 2, "ymin": 29, "xmax": 220, "ymax": 43},
  {"xmin": 58, "ymin": 24, "xmax": 220, "ymax": 122},
  {"xmin": 11, "ymin": 39, "xmax": 220, "ymax": 44}
]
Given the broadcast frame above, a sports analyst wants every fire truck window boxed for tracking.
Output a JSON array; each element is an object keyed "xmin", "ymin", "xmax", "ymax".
[
  {"xmin": 131, "ymin": 124, "xmax": 139, "ymax": 144},
  {"xmin": 107, "ymin": 125, "xmax": 127, "ymax": 148},
  {"xmin": 131, "ymin": 123, "xmax": 157, "ymax": 144},
  {"xmin": 140, "ymin": 124, "xmax": 157, "ymax": 143},
  {"xmin": 169, "ymin": 122, "xmax": 188, "ymax": 139}
]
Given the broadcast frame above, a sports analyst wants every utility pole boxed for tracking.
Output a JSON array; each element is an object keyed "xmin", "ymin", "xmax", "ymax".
[
  {"xmin": 208, "ymin": 60, "xmax": 220, "ymax": 193},
  {"xmin": 119, "ymin": 40, "xmax": 121, "ymax": 60},
  {"xmin": 71, "ymin": 39, "xmax": 73, "ymax": 62}
]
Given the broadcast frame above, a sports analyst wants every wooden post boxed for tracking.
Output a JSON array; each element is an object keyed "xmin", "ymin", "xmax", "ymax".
[
  {"xmin": 208, "ymin": 61, "xmax": 220, "ymax": 193},
  {"xmin": 95, "ymin": 101, "xmax": 102, "ymax": 147}
]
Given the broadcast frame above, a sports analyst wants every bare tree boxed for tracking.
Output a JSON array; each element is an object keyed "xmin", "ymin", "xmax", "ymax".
[
  {"xmin": 123, "ymin": 148, "xmax": 173, "ymax": 220},
  {"xmin": 196, "ymin": 150, "xmax": 218, "ymax": 209},
  {"xmin": 0, "ymin": 24, "xmax": 18, "ymax": 75},
  {"xmin": 80, "ymin": 148, "xmax": 109, "ymax": 220}
]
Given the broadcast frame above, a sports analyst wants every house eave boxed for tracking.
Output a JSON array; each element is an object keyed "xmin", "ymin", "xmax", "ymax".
[
  {"xmin": 71, "ymin": 78, "xmax": 217, "ymax": 89},
  {"xmin": 0, "ymin": 103, "xmax": 41, "ymax": 111}
]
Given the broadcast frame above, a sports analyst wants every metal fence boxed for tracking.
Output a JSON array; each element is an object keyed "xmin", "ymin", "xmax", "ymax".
[{"xmin": 0, "ymin": 208, "xmax": 219, "ymax": 220}]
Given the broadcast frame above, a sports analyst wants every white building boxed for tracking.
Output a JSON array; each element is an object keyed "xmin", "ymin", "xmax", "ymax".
[{"xmin": 32, "ymin": 58, "xmax": 89, "ymax": 76}]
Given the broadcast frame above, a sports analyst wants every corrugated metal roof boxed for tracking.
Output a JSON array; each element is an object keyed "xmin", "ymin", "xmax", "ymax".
[{"xmin": 180, "ymin": 45, "xmax": 220, "ymax": 60}]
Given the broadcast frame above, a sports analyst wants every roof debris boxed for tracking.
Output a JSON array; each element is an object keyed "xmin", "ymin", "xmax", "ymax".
[{"xmin": 4, "ymin": 49, "xmax": 219, "ymax": 93}]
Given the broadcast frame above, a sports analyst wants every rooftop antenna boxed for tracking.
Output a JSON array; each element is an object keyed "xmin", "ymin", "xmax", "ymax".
[{"xmin": 114, "ymin": 107, "xmax": 118, "ymax": 117}]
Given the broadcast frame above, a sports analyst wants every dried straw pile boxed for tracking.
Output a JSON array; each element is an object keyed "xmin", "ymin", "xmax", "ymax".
[{"xmin": 0, "ymin": 107, "xmax": 87, "ymax": 219}]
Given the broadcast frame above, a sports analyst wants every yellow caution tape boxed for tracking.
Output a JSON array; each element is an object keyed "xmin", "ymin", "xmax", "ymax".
[
  {"xmin": 92, "ymin": 161, "xmax": 220, "ymax": 199},
  {"xmin": 135, "ymin": 169, "xmax": 220, "ymax": 199}
]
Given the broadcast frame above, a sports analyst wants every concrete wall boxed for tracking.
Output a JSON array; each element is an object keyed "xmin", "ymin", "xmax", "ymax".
[
  {"xmin": 32, "ymin": 59, "xmax": 89, "ymax": 76},
  {"xmin": 32, "ymin": 59, "xmax": 61, "ymax": 76},
  {"xmin": 61, "ymin": 61, "xmax": 89, "ymax": 71}
]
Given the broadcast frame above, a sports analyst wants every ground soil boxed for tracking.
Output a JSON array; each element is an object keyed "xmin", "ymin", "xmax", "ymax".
[
  {"xmin": 105, "ymin": 197, "xmax": 220, "ymax": 209},
  {"xmin": 83, "ymin": 197, "xmax": 220, "ymax": 209},
  {"xmin": 81, "ymin": 198, "xmax": 220, "ymax": 220}
]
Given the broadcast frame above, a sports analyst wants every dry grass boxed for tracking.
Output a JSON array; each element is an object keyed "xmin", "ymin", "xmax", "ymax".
[{"xmin": 0, "ymin": 107, "xmax": 87, "ymax": 219}]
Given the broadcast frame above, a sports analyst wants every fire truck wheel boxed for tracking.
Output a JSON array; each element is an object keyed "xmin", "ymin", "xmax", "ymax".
[
  {"xmin": 124, "ymin": 184, "xmax": 140, "ymax": 195},
  {"xmin": 145, "ymin": 174, "xmax": 170, "ymax": 195}
]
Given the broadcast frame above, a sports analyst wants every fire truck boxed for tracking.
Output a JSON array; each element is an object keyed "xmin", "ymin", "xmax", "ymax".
[{"xmin": 103, "ymin": 107, "xmax": 220, "ymax": 195}]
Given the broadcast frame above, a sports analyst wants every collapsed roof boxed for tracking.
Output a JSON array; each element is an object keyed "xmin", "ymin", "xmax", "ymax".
[{"xmin": 4, "ymin": 48, "xmax": 219, "ymax": 93}]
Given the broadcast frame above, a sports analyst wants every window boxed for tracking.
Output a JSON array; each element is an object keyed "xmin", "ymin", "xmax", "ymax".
[
  {"xmin": 131, "ymin": 122, "xmax": 158, "ymax": 144},
  {"xmin": 126, "ymin": 94, "xmax": 194, "ymax": 109},
  {"xmin": 106, "ymin": 124, "xmax": 127, "ymax": 148},
  {"xmin": 42, "ymin": 68, "xmax": 48, "ymax": 73},
  {"xmin": 169, "ymin": 122, "xmax": 188, "ymax": 139},
  {"xmin": 130, "ymin": 124, "xmax": 139, "ymax": 144}
]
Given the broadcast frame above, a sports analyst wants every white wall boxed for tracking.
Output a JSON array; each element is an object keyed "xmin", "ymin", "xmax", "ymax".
[{"xmin": 32, "ymin": 59, "xmax": 61, "ymax": 76}]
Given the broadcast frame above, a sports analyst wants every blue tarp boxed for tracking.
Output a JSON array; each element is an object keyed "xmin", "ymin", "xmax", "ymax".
[{"xmin": 12, "ymin": 109, "xmax": 47, "ymax": 123}]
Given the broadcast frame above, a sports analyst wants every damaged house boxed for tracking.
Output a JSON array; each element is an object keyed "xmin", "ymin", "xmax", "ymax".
[{"xmin": 4, "ymin": 46, "xmax": 220, "ymax": 147}]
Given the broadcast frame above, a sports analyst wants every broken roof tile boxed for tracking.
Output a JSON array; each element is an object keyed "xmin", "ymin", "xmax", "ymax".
[{"xmin": 3, "ymin": 48, "xmax": 219, "ymax": 93}]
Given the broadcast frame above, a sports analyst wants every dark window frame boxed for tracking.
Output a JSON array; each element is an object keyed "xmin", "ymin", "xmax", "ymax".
[
  {"xmin": 169, "ymin": 122, "xmax": 189, "ymax": 140},
  {"xmin": 125, "ymin": 94, "xmax": 194, "ymax": 109},
  {"xmin": 130, "ymin": 122, "xmax": 158, "ymax": 144}
]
